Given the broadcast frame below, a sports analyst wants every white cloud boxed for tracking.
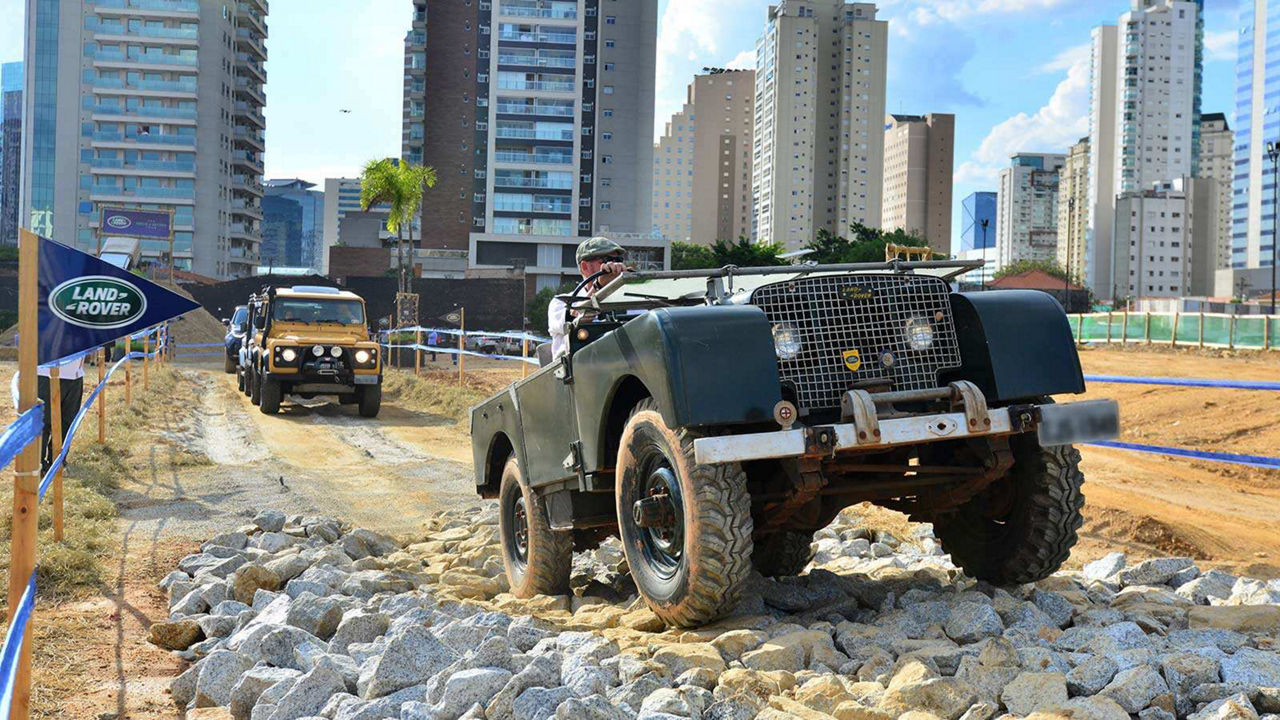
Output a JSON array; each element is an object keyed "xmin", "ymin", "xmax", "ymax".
[
  {"xmin": 954, "ymin": 45, "xmax": 1090, "ymax": 186},
  {"xmin": 725, "ymin": 49, "xmax": 755, "ymax": 71},
  {"xmin": 1204, "ymin": 29, "xmax": 1236, "ymax": 63},
  {"xmin": 1037, "ymin": 42, "xmax": 1089, "ymax": 74},
  {"xmin": 905, "ymin": 0, "xmax": 1070, "ymax": 25},
  {"xmin": 653, "ymin": 0, "xmax": 755, "ymax": 138}
]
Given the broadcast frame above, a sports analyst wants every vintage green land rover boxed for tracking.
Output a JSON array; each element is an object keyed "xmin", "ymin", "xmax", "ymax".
[{"xmin": 470, "ymin": 261, "xmax": 1119, "ymax": 627}]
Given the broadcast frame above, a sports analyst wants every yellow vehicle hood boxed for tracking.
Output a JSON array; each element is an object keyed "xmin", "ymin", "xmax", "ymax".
[{"xmin": 270, "ymin": 322, "xmax": 371, "ymax": 345}]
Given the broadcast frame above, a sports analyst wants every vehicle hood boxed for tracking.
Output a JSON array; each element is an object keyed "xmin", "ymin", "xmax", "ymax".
[{"xmin": 269, "ymin": 322, "xmax": 371, "ymax": 344}]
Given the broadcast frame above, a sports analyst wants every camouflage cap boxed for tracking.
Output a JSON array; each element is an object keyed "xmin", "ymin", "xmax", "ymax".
[{"xmin": 575, "ymin": 236, "xmax": 625, "ymax": 264}]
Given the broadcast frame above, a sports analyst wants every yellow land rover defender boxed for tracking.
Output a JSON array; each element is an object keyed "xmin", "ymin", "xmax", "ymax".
[{"xmin": 246, "ymin": 285, "xmax": 382, "ymax": 417}]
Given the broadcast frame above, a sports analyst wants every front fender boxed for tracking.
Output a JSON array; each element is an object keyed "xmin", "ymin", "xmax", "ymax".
[
  {"xmin": 572, "ymin": 306, "xmax": 782, "ymax": 472},
  {"xmin": 945, "ymin": 290, "xmax": 1085, "ymax": 402}
]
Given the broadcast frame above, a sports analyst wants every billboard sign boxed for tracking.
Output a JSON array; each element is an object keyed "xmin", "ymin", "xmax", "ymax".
[{"xmin": 99, "ymin": 207, "xmax": 173, "ymax": 240}]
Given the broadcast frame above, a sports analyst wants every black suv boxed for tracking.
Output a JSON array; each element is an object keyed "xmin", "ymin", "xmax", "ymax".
[{"xmin": 222, "ymin": 305, "xmax": 248, "ymax": 374}]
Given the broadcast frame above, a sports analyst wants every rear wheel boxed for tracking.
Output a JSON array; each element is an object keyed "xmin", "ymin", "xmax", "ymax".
[
  {"xmin": 932, "ymin": 432, "xmax": 1084, "ymax": 585},
  {"xmin": 223, "ymin": 354, "xmax": 236, "ymax": 374},
  {"xmin": 498, "ymin": 458, "xmax": 571, "ymax": 597},
  {"xmin": 236, "ymin": 368, "xmax": 245, "ymax": 392},
  {"xmin": 357, "ymin": 385, "xmax": 381, "ymax": 418},
  {"xmin": 752, "ymin": 530, "xmax": 815, "ymax": 577},
  {"xmin": 616, "ymin": 399, "xmax": 753, "ymax": 627},
  {"xmin": 259, "ymin": 376, "xmax": 281, "ymax": 414}
]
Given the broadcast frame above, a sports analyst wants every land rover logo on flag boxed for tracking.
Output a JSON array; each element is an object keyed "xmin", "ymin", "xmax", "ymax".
[{"xmin": 48, "ymin": 275, "xmax": 148, "ymax": 330}]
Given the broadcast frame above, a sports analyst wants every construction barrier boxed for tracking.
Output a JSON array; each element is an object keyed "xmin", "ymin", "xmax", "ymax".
[
  {"xmin": 1069, "ymin": 311, "xmax": 1279, "ymax": 350},
  {"xmin": 1087, "ymin": 440, "xmax": 1280, "ymax": 470},
  {"xmin": 1084, "ymin": 374, "xmax": 1280, "ymax": 391}
]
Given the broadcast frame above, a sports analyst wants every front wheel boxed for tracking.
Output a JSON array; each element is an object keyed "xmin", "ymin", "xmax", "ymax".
[
  {"xmin": 236, "ymin": 369, "xmax": 245, "ymax": 392},
  {"xmin": 498, "ymin": 458, "xmax": 572, "ymax": 597},
  {"xmin": 357, "ymin": 385, "xmax": 381, "ymax": 418},
  {"xmin": 616, "ymin": 399, "xmax": 753, "ymax": 628},
  {"xmin": 932, "ymin": 432, "xmax": 1084, "ymax": 585},
  {"xmin": 249, "ymin": 366, "xmax": 261, "ymax": 405},
  {"xmin": 259, "ymin": 376, "xmax": 281, "ymax": 414}
]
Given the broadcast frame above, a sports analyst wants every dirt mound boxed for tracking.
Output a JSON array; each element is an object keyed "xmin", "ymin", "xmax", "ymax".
[{"xmin": 1083, "ymin": 507, "xmax": 1210, "ymax": 560}]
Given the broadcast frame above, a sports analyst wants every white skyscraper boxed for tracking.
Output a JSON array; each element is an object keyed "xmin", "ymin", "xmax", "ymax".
[
  {"xmin": 1085, "ymin": 0, "xmax": 1202, "ymax": 299},
  {"xmin": 751, "ymin": 1, "xmax": 887, "ymax": 250},
  {"xmin": 996, "ymin": 153, "xmax": 1065, "ymax": 271},
  {"xmin": 20, "ymin": 0, "xmax": 267, "ymax": 279}
]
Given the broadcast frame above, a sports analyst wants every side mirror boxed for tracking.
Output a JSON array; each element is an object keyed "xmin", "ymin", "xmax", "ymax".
[{"xmin": 221, "ymin": 318, "xmax": 230, "ymax": 326}]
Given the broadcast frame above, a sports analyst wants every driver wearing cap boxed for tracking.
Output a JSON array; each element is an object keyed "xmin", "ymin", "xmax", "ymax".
[{"xmin": 548, "ymin": 236, "xmax": 628, "ymax": 358}]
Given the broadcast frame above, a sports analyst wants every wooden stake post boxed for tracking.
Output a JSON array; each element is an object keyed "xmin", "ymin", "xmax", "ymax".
[
  {"xmin": 50, "ymin": 367, "xmax": 63, "ymax": 543},
  {"xmin": 9, "ymin": 229, "xmax": 41, "ymax": 719},
  {"xmin": 522, "ymin": 338, "xmax": 530, "ymax": 379},
  {"xmin": 97, "ymin": 348, "xmax": 106, "ymax": 445},
  {"xmin": 458, "ymin": 308, "xmax": 466, "ymax": 386}
]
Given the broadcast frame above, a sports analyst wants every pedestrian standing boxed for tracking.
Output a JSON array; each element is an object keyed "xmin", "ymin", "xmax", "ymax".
[{"xmin": 11, "ymin": 353, "xmax": 86, "ymax": 475}]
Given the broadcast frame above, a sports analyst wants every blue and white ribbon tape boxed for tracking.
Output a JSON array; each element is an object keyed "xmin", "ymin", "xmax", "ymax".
[
  {"xmin": 1086, "ymin": 440, "xmax": 1280, "ymax": 470},
  {"xmin": 1085, "ymin": 374, "xmax": 1280, "ymax": 391}
]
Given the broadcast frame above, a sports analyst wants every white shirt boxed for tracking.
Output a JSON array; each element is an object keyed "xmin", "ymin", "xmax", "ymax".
[{"xmin": 548, "ymin": 297, "xmax": 570, "ymax": 359}]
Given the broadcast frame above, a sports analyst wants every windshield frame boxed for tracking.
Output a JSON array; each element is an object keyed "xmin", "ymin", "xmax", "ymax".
[{"xmin": 270, "ymin": 297, "xmax": 366, "ymax": 326}]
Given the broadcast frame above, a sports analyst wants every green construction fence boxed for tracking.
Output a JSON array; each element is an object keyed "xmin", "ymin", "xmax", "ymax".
[{"xmin": 1067, "ymin": 312, "xmax": 1280, "ymax": 350}]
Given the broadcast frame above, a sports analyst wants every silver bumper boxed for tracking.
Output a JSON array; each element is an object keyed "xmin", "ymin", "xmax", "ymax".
[{"xmin": 692, "ymin": 398, "xmax": 1119, "ymax": 465}]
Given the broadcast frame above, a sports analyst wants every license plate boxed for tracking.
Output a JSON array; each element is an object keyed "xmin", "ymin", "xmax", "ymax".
[
  {"xmin": 1037, "ymin": 400, "xmax": 1120, "ymax": 446},
  {"xmin": 353, "ymin": 375, "xmax": 378, "ymax": 385}
]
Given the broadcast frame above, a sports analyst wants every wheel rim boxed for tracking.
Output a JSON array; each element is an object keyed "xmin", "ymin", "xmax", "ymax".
[
  {"xmin": 635, "ymin": 442, "xmax": 683, "ymax": 579},
  {"xmin": 506, "ymin": 492, "xmax": 529, "ymax": 568}
]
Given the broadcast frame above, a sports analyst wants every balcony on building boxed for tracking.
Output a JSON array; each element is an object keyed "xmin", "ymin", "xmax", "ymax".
[
  {"xmin": 87, "ymin": 18, "xmax": 199, "ymax": 45},
  {"xmin": 236, "ymin": 2, "xmax": 268, "ymax": 36},
  {"xmin": 91, "ymin": 74, "xmax": 197, "ymax": 96},
  {"xmin": 231, "ymin": 197, "xmax": 263, "ymax": 219},
  {"xmin": 94, "ymin": 0, "xmax": 200, "ymax": 17},
  {"xmin": 91, "ymin": 129, "xmax": 196, "ymax": 149},
  {"xmin": 91, "ymin": 103, "xmax": 197, "ymax": 124},
  {"xmin": 89, "ymin": 156, "xmax": 195, "ymax": 177},
  {"xmin": 493, "ymin": 121, "xmax": 574, "ymax": 143},
  {"xmin": 496, "ymin": 24, "xmax": 577, "ymax": 45},
  {"xmin": 497, "ymin": 48, "xmax": 577, "ymax": 70},
  {"xmin": 494, "ymin": 145, "xmax": 575, "ymax": 166},
  {"xmin": 89, "ymin": 185, "xmax": 195, "ymax": 203},
  {"xmin": 494, "ymin": 98, "xmax": 575, "ymax": 118},
  {"xmin": 235, "ymin": 27, "xmax": 267, "ymax": 60},
  {"xmin": 234, "ymin": 125, "xmax": 265, "ymax": 152},
  {"xmin": 237, "ymin": 53, "xmax": 267, "ymax": 84},
  {"xmin": 233, "ymin": 174, "xmax": 264, "ymax": 196},
  {"xmin": 232, "ymin": 149, "xmax": 264, "ymax": 172},
  {"xmin": 234, "ymin": 76, "xmax": 266, "ymax": 106},
  {"xmin": 234, "ymin": 99, "xmax": 266, "ymax": 128},
  {"xmin": 493, "ymin": 169, "xmax": 574, "ymax": 191},
  {"xmin": 92, "ymin": 47, "xmax": 199, "ymax": 72},
  {"xmin": 497, "ymin": 0, "xmax": 577, "ymax": 21}
]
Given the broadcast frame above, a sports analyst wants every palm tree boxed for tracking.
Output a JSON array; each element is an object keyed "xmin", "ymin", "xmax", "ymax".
[{"xmin": 359, "ymin": 158, "xmax": 438, "ymax": 293}]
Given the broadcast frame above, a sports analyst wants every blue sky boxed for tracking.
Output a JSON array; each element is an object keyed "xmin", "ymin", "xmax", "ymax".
[{"xmin": 0, "ymin": 0, "xmax": 1242, "ymax": 247}]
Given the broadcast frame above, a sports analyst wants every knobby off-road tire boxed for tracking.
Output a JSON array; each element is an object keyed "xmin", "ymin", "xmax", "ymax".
[
  {"xmin": 753, "ymin": 530, "xmax": 815, "ymax": 577},
  {"xmin": 357, "ymin": 385, "xmax": 382, "ymax": 418},
  {"xmin": 259, "ymin": 376, "xmax": 282, "ymax": 414},
  {"xmin": 249, "ymin": 365, "xmax": 261, "ymax": 405},
  {"xmin": 616, "ymin": 399, "xmax": 753, "ymax": 628},
  {"xmin": 498, "ymin": 457, "xmax": 572, "ymax": 597},
  {"xmin": 932, "ymin": 432, "xmax": 1084, "ymax": 586}
]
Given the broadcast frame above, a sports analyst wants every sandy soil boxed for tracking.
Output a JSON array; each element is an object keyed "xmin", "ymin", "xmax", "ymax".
[{"xmin": 14, "ymin": 344, "xmax": 1280, "ymax": 717}]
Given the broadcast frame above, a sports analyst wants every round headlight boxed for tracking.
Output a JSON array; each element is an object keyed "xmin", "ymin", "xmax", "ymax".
[
  {"xmin": 354, "ymin": 349, "xmax": 371, "ymax": 364},
  {"xmin": 331, "ymin": 346, "xmax": 343, "ymax": 357},
  {"xmin": 312, "ymin": 345, "xmax": 324, "ymax": 357},
  {"xmin": 904, "ymin": 316, "xmax": 934, "ymax": 350},
  {"xmin": 281, "ymin": 348, "xmax": 297, "ymax": 362},
  {"xmin": 771, "ymin": 323, "xmax": 802, "ymax": 360}
]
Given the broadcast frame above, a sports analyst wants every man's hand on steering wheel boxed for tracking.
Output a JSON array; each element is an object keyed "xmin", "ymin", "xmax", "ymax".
[{"xmin": 593, "ymin": 261, "xmax": 628, "ymax": 290}]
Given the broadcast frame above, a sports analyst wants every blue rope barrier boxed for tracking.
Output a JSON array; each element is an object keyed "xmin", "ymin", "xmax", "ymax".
[
  {"xmin": 0, "ymin": 407, "xmax": 42, "ymax": 474},
  {"xmin": 1084, "ymin": 374, "xmax": 1280, "ymax": 391},
  {"xmin": 382, "ymin": 342, "xmax": 538, "ymax": 365},
  {"xmin": 384, "ymin": 326, "xmax": 550, "ymax": 344},
  {"xmin": 179, "ymin": 342, "xmax": 226, "ymax": 348},
  {"xmin": 1086, "ymin": 440, "xmax": 1280, "ymax": 470},
  {"xmin": 0, "ymin": 571, "xmax": 36, "ymax": 718},
  {"xmin": 174, "ymin": 352, "xmax": 226, "ymax": 358}
]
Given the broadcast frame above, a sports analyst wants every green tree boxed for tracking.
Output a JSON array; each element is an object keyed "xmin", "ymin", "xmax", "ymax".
[
  {"xmin": 803, "ymin": 224, "xmax": 928, "ymax": 264},
  {"xmin": 671, "ymin": 241, "xmax": 716, "ymax": 270},
  {"xmin": 359, "ymin": 158, "xmax": 438, "ymax": 293},
  {"xmin": 709, "ymin": 236, "xmax": 787, "ymax": 267},
  {"xmin": 528, "ymin": 281, "xmax": 576, "ymax": 335},
  {"xmin": 993, "ymin": 259, "xmax": 1072, "ymax": 283}
]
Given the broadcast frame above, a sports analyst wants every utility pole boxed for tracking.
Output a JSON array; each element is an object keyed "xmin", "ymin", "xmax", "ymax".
[
  {"xmin": 1065, "ymin": 197, "xmax": 1075, "ymax": 311},
  {"xmin": 979, "ymin": 218, "xmax": 990, "ymax": 290}
]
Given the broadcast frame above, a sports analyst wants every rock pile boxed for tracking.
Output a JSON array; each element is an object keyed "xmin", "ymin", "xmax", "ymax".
[{"xmin": 156, "ymin": 506, "xmax": 1280, "ymax": 720}]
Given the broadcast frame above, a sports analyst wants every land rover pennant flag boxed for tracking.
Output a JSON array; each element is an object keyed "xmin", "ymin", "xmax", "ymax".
[{"xmin": 37, "ymin": 235, "xmax": 200, "ymax": 364}]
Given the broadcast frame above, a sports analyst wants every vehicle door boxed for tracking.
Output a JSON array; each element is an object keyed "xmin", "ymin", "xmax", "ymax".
[{"xmin": 513, "ymin": 356, "xmax": 580, "ymax": 489}]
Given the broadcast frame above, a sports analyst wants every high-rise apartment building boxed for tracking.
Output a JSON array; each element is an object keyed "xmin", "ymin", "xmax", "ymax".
[
  {"xmin": 1057, "ymin": 137, "xmax": 1090, "ymax": 282},
  {"xmin": 752, "ymin": 1, "xmax": 887, "ymax": 250},
  {"xmin": 1197, "ymin": 113, "xmax": 1232, "ymax": 270},
  {"xmin": 1232, "ymin": 0, "xmax": 1278, "ymax": 272},
  {"xmin": 996, "ymin": 153, "xmax": 1065, "ymax": 270},
  {"xmin": 1, "ymin": 62, "xmax": 23, "ymax": 246},
  {"xmin": 1085, "ymin": 0, "xmax": 1203, "ymax": 297},
  {"xmin": 1113, "ymin": 177, "xmax": 1214, "ymax": 299},
  {"xmin": 402, "ymin": 0, "xmax": 663, "ymax": 292},
  {"xmin": 262, "ymin": 179, "xmax": 324, "ymax": 269},
  {"xmin": 880, "ymin": 113, "xmax": 953, "ymax": 254},
  {"xmin": 651, "ymin": 69, "xmax": 754, "ymax": 244},
  {"xmin": 19, "ymin": 0, "xmax": 267, "ymax": 279}
]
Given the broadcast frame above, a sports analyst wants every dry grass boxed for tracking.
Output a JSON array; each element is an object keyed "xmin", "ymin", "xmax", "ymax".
[
  {"xmin": 0, "ymin": 363, "xmax": 204, "ymax": 602},
  {"xmin": 381, "ymin": 367, "xmax": 519, "ymax": 423}
]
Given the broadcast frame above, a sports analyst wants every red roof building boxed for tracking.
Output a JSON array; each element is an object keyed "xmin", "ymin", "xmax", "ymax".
[{"xmin": 988, "ymin": 269, "xmax": 1083, "ymax": 292}]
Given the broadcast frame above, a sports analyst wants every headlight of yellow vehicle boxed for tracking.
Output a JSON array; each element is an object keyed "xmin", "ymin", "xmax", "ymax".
[
  {"xmin": 354, "ymin": 349, "xmax": 371, "ymax": 364},
  {"xmin": 281, "ymin": 348, "xmax": 297, "ymax": 362},
  {"xmin": 331, "ymin": 346, "xmax": 343, "ymax": 357}
]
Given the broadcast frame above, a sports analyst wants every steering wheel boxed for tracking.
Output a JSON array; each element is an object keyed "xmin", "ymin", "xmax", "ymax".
[{"xmin": 560, "ymin": 268, "xmax": 613, "ymax": 327}]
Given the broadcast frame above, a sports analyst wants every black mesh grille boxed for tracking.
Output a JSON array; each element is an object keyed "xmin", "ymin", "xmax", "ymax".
[{"xmin": 749, "ymin": 274, "xmax": 962, "ymax": 410}]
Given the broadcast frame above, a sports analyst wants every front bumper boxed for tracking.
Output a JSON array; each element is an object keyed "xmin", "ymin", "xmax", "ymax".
[{"xmin": 692, "ymin": 385, "xmax": 1118, "ymax": 465}]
